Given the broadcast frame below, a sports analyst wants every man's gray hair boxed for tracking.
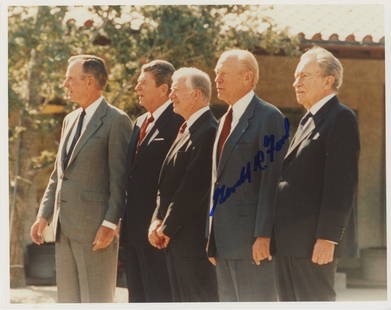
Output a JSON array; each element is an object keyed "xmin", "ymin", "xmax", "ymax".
[
  {"xmin": 218, "ymin": 49, "xmax": 259, "ymax": 88},
  {"xmin": 172, "ymin": 67, "xmax": 212, "ymax": 101},
  {"xmin": 301, "ymin": 46, "xmax": 343, "ymax": 90},
  {"xmin": 68, "ymin": 54, "xmax": 108, "ymax": 89}
]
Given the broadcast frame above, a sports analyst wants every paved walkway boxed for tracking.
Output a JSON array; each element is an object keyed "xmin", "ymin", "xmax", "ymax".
[{"xmin": 9, "ymin": 285, "xmax": 387, "ymax": 303}]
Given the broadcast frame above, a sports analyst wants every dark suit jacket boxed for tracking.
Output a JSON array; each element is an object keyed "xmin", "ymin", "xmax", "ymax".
[
  {"xmin": 121, "ymin": 103, "xmax": 183, "ymax": 245},
  {"xmin": 272, "ymin": 96, "xmax": 360, "ymax": 258},
  {"xmin": 152, "ymin": 109, "xmax": 218, "ymax": 257},
  {"xmin": 207, "ymin": 95, "xmax": 288, "ymax": 259}
]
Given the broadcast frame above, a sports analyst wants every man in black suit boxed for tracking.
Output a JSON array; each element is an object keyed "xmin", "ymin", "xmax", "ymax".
[
  {"xmin": 273, "ymin": 46, "xmax": 360, "ymax": 301},
  {"xmin": 121, "ymin": 60, "xmax": 183, "ymax": 302},
  {"xmin": 149, "ymin": 67, "xmax": 218, "ymax": 302}
]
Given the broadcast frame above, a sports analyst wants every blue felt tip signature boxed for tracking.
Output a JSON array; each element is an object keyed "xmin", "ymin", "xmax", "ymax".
[{"xmin": 209, "ymin": 117, "xmax": 290, "ymax": 216}]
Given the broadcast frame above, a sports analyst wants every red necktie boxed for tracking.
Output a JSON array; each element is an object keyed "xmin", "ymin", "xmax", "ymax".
[
  {"xmin": 175, "ymin": 122, "xmax": 188, "ymax": 141},
  {"xmin": 216, "ymin": 107, "xmax": 233, "ymax": 162},
  {"xmin": 137, "ymin": 114, "xmax": 154, "ymax": 152}
]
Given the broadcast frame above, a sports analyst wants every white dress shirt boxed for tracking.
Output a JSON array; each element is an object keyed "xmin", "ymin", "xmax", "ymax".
[
  {"xmin": 66, "ymin": 96, "xmax": 103, "ymax": 154},
  {"xmin": 182, "ymin": 106, "xmax": 210, "ymax": 130},
  {"xmin": 141, "ymin": 100, "xmax": 171, "ymax": 140},
  {"xmin": 215, "ymin": 90, "xmax": 255, "ymax": 141},
  {"xmin": 213, "ymin": 90, "xmax": 255, "ymax": 166},
  {"xmin": 309, "ymin": 93, "xmax": 336, "ymax": 116}
]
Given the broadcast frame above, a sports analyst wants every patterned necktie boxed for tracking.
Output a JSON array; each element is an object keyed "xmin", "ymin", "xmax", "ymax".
[
  {"xmin": 290, "ymin": 111, "xmax": 313, "ymax": 147},
  {"xmin": 216, "ymin": 107, "xmax": 233, "ymax": 163},
  {"xmin": 64, "ymin": 109, "xmax": 86, "ymax": 169},
  {"xmin": 137, "ymin": 114, "xmax": 154, "ymax": 152},
  {"xmin": 176, "ymin": 122, "xmax": 188, "ymax": 140}
]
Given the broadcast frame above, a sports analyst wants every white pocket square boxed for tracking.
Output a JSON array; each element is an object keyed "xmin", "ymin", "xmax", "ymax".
[{"xmin": 312, "ymin": 132, "xmax": 320, "ymax": 140}]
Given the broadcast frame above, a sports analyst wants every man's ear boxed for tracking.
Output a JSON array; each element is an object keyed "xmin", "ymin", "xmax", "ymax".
[
  {"xmin": 243, "ymin": 70, "xmax": 254, "ymax": 87},
  {"xmin": 193, "ymin": 88, "xmax": 202, "ymax": 101},
  {"xmin": 325, "ymin": 75, "xmax": 335, "ymax": 90},
  {"xmin": 159, "ymin": 83, "xmax": 169, "ymax": 97},
  {"xmin": 87, "ymin": 75, "xmax": 96, "ymax": 88}
]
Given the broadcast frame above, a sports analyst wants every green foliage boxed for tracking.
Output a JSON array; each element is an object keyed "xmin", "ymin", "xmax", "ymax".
[
  {"xmin": 9, "ymin": 5, "xmax": 299, "ymax": 120},
  {"xmin": 85, "ymin": 5, "xmax": 299, "ymax": 114}
]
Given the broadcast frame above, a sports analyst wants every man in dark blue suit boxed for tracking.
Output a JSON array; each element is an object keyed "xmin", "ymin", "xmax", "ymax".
[
  {"xmin": 273, "ymin": 46, "xmax": 360, "ymax": 301},
  {"xmin": 206, "ymin": 49, "xmax": 287, "ymax": 301},
  {"xmin": 149, "ymin": 67, "xmax": 218, "ymax": 302},
  {"xmin": 120, "ymin": 60, "xmax": 183, "ymax": 302}
]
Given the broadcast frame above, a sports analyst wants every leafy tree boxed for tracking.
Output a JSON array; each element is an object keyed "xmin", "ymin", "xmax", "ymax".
[{"xmin": 9, "ymin": 6, "xmax": 90, "ymax": 287}]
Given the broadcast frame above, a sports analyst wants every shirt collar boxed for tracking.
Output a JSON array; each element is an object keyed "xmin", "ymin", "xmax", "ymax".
[
  {"xmin": 309, "ymin": 93, "xmax": 336, "ymax": 116},
  {"xmin": 231, "ymin": 90, "xmax": 254, "ymax": 120},
  {"xmin": 186, "ymin": 106, "xmax": 210, "ymax": 129},
  {"xmin": 83, "ymin": 95, "xmax": 103, "ymax": 116},
  {"xmin": 150, "ymin": 100, "xmax": 171, "ymax": 121}
]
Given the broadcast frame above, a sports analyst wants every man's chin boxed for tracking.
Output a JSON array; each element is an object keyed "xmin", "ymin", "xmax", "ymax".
[
  {"xmin": 216, "ymin": 93, "xmax": 225, "ymax": 102},
  {"xmin": 295, "ymin": 97, "xmax": 304, "ymax": 106}
]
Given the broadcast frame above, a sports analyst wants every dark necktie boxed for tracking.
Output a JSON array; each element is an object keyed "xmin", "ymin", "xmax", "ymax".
[
  {"xmin": 136, "ymin": 114, "xmax": 154, "ymax": 152},
  {"xmin": 290, "ymin": 111, "xmax": 312, "ymax": 147},
  {"xmin": 64, "ymin": 109, "xmax": 86, "ymax": 169},
  {"xmin": 216, "ymin": 107, "xmax": 233, "ymax": 163}
]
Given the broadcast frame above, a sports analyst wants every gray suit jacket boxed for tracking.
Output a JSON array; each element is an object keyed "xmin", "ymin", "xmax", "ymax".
[
  {"xmin": 38, "ymin": 99, "xmax": 132, "ymax": 243},
  {"xmin": 207, "ymin": 94, "xmax": 288, "ymax": 259}
]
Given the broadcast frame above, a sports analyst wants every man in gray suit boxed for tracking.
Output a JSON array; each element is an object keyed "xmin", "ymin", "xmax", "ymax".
[
  {"xmin": 206, "ymin": 49, "xmax": 288, "ymax": 301},
  {"xmin": 30, "ymin": 55, "xmax": 132, "ymax": 302}
]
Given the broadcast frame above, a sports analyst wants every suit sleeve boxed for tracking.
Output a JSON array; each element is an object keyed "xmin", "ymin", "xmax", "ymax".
[
  {"xmin": 151, "ymin": 189, "xmax": 163, "ymax": 222},
  {"xmin": 104, "ymin": 112, "xmax": 133, "ymax": 224},
  {"xmin": 254, "ymin": 110, "xmax": 288, "ymax": 237},
  {"xmin": 37, "ymin": 116, "xmax": 68, "ymax": 220},
  {"xmin": 161, "ymin": 127, "xmax": 216, "ymax": 238},
  {"xmin": 315, "ymin": 109, "xmax": 360, "ymax": 242}
]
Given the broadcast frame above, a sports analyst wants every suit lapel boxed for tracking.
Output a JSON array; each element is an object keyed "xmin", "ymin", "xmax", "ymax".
[
  {"xmin": 284, "ymin": 117, "xmax": 316, "ymax": 158},
  {"xmin": 160, "ymin": 110, "xmax": 211, "ymax": 184},
  {"xmin": 284, "ymin": 96, "xmax": 338, "ymax": 160},
  {"xmin": 59, "ymin": 112, "xmax": 79, "ymax": 171},
  {"xmin": 66, "ymin": 99, "xmax": 108, "ymax": 169},
  {"xmin": 138, "ymin": 103, "xmax": 175, "ymax": 154},
  {"xmin": 167, "ymin": 128, "xmax": 190, "ymax": 159},
  {"xmin": 135, "ymin": 114, "xmax": 150, "ymax": 153},
  {"xmin": 126, "ymin": 120, "xmax": 141, "ymax": 170},
  {"xmin": 130, "ymin": 122, "xmax": 141, "ymax": 153},
  {"xmin": 176, "ymin": 110, "xmax": 212, "ymax": 155},
  {"xmin": 217, "ymin": 95, "xmax": 257, "ymax": 178}
]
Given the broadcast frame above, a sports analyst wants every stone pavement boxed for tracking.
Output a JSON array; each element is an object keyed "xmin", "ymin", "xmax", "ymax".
[{"xmin": 9, "ymin": 285, "xmax": 388, "ymax": 303}]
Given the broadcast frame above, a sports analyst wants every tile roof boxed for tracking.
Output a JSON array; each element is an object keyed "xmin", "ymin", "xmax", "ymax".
[{"xmin": 264, "ymin": 4, "xmax": 384, "ymax": 44}]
